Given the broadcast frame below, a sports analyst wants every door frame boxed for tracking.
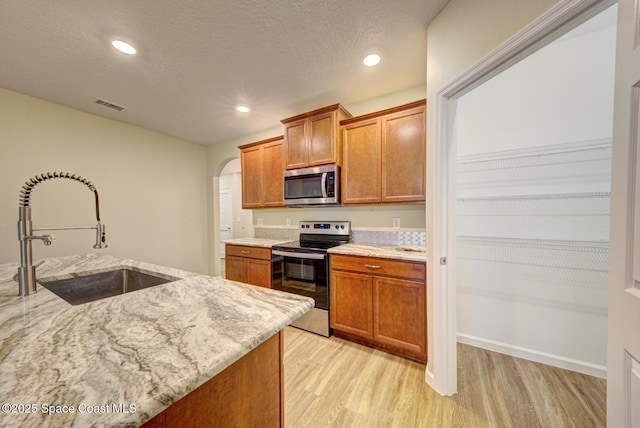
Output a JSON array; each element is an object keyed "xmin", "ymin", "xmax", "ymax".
[{"xmin": 429, "ymin": 0, "xmax": 615, "ymax": 395}]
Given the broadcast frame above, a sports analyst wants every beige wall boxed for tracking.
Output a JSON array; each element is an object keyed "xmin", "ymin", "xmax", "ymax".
[
  {"xmin": 425, "ymin": 0, "xmax": 561, "ymax": 381},
  {"xmin": 255, "ymin": 205, "xmax": 425, "ymax": 230},
  {"xmin": 0, "ymin": 88, "xmax": 209, "ymax": 273}
]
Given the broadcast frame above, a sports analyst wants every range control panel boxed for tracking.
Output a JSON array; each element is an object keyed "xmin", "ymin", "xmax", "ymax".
[{"xmin": 299, "ymin": 221, "xmax": 351, "ymax": 236}]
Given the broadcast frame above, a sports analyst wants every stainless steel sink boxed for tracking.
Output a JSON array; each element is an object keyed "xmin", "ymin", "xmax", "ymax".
[{"xmin": 38, "ymin": 268, "xmax": 180, "ymax": 305}]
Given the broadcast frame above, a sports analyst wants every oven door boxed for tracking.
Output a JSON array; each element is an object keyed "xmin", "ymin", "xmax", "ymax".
[{"xmin": 271, "ymin": 250, "xmax": 328, "ymax": 310}]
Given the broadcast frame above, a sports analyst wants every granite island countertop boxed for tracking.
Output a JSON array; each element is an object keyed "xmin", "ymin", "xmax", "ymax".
[
  {"xmin": 0, "ymin": 254, "xmax": 313, "ymax": 427},
  {"xmin": 328, "ymin": 243, "xmax": 427, "ymax": 263}
]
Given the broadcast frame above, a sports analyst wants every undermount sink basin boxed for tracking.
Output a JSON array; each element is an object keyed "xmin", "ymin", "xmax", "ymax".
[{"xmin": 38, "ymin": 268, "xmax": 180, "ymax": 305}]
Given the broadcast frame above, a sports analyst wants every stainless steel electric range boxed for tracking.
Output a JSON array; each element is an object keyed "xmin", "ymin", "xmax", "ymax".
[{"xmin": 271, "ymin": 220, "xmax": 351, "ymax": 336}]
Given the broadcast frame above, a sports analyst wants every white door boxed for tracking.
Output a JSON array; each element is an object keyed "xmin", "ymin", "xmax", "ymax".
[
  {"xmin": 608, "ymin": 0, "xmax": 640, "ymax": 425},
  {"xmin": 219, "ymin": 186, "xmax": 233, "ymax": 254}
]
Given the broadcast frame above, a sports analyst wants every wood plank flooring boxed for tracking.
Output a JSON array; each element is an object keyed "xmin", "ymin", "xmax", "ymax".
[{"xmin": 283, "ymin": 327, "xmax": 606, "ymax": 427}]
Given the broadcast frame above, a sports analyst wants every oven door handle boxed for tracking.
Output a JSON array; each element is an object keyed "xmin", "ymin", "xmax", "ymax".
[{"xmin": 272, "ymin": 250, "xmax": 326, "ymax": 260}]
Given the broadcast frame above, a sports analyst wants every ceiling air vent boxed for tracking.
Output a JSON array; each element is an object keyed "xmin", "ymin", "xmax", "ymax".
[{"xmin": 94, "ymin": 98, "xmax": 126, "ymax": 112}]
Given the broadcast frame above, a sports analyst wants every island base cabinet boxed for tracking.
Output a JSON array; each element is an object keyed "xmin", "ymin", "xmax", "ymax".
[{"xmin": 142, "ymin": 331, "xmax": 283, "ymax": 428}]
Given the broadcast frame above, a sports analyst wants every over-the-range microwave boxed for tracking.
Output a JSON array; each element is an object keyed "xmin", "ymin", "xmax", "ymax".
[{"xmin": 283, "ymin": 165, "xmax": 340, "ymax": 207}]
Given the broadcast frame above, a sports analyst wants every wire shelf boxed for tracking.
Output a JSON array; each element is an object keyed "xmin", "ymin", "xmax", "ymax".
[
  {"xmin": 457, "ymin": 139, "xmax": 612, "ymax": 193},
  {"xmin": 457, "ymin": 192, "xmax": 610, "ymax": 241},
  {"xmin": 455, "ymin": 140, "xmax": 611, "ymax": 315},
  {"xmin": 457, "ymin": 236, "xmax": 608, "ymax": 314}
]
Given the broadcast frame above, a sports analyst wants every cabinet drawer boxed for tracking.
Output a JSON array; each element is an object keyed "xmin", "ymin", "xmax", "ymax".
[
  {"xmin": 226, "ymin": 244, "xmax": 272, "ymax": 261},
  {"xmin": 330, "ymin": 254, "xmax": 425, "ymax": 281}
]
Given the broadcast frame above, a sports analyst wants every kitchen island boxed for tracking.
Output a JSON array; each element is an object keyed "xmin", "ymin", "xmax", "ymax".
[{"xmin": 0, "ymin": 254, "xmax": 313, "ymax": 427}]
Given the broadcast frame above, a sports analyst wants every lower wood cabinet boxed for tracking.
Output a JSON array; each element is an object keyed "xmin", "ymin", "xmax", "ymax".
[
  {"xmin": 329, "ymin": 254, "xmax": 426, "ymax": 363},
  {"xmin": 142, "ymin": 331, "xmax": 283, "ymax": 427},
  {"xmin": 225, "ymin": 244, "xmax": 272, "ymax": 288}
]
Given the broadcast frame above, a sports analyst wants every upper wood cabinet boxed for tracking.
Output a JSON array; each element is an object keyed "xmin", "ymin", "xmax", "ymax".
[
  {"xmin": 239, "ymin": 136, "xmax": 285, "ymax": 209},
  {"xmin": 341, "ymin": 118, "xmax": 382, "ymax": 204},
  {"xmin": 341, "ymin": 100, "xmax": 426, "ymax": 205},
  {"xmin": 281, "ymin": 104, "xmax": 352, "ymax": 169}
]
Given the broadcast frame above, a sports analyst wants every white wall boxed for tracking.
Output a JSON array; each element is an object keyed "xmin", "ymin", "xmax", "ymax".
[
  {"xmin": 456, "ymin": 20, "xmax": 616, "ymax": 156},
  {"xmin": 453, "ymin": 7, "xmax": 615, "ymax": 374},
  {"xmin": 0, "ymin": 88, "xmax": 209, "ymax": 274}
]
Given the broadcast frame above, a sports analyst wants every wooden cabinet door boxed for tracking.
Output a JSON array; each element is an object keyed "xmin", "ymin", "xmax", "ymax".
[
  {"xmin": 225, "ymin": 256, "xmax": 247, "ymax": 283},
  {"xmin": 373, "ymin": 276, "xmax": 426, "ymax": 359},
  {"xmin": 144, "ymin": 332, "xmax": 283, "ymax": 428},
  {"xmin": 308, "ymin": 112, "xmax": 334, "ymax": 166},
  {"xmin": 341, "ymin": 119, "xmax": 382, "ymax": 204},
  {"xmin": 246, "ymin": 258, "xmax": 272, "ymax": 288},
  {"xmin": 241, "ymin": 145, "xmax": 263, "ymax": 208},
  {"xmin": 382, "ymin": 106, "xmax": 426, "ymax": 203},
  {"xmin": 262, "ymin": 139, "xmax": 284, "ymax": 207},
  {"xmin": 330, "ymin": 270, "xmax": 373, "ymax": 338},
  {"xmin": 225, "ymin": 245, "xmax": 272, "ymax": 288},
  {"xmin": 240, "ymin": 136, "xmax": 284, "ymax": 209},
  {"xmin": 284, "ymin": 119, "xmax": 307, "ymax": 169}
]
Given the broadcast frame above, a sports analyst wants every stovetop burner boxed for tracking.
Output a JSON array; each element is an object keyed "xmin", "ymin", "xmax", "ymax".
[
  {"xmin": 273, "ymin": 239, "xmax": 345, "ymax": 252},
  {"xmin": 272, "ymin": 221, "xmax": 351, "ymax": 254}
]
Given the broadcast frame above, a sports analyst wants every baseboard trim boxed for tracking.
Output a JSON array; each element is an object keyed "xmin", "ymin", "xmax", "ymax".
[{"xmin": 457, "ymin": 333, "xmax": 607, "ymax": 379}]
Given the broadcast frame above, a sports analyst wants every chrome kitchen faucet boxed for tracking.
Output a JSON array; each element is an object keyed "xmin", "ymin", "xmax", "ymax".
[{"xmin": 17, "ymin": 172, "xmax": 107, "ymax": 296}]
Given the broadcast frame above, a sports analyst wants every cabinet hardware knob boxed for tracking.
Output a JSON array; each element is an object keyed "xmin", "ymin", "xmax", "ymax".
[{"xmin": 365, "ymin": 264, "xmax": 381, "ymax": 269}]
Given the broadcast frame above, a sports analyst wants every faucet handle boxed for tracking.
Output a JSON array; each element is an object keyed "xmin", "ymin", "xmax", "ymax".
[{"xmin": 93, "ymin": 223, "xmax": 107, "ymax": 249}]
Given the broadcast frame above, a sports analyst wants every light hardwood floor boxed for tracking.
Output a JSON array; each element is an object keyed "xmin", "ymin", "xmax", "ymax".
[{"xmin": 283, "ymin": 327, "xmax": 606, "ymax": 428}]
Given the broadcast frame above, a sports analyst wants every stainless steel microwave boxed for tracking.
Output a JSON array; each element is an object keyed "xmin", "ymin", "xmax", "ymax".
[{"xmin": 283, "ymin": 165, "xmax": 340, "ymax": 207}]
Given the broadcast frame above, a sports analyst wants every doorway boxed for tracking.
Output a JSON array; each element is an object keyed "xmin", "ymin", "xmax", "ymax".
[
  {"xmin": 219, "ymin": 158, "xmax": 253, "ymax": 276},
  {"xmin": 429, "ymin": 0, "xmax": 617, "ymax": 395},
  {"xmin": 453, "ymin": 5, "xmax": 615, "ymax": 378}
]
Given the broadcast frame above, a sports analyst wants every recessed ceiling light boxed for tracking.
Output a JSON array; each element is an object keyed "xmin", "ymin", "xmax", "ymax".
[
  {"xmin": 236, "ymin": 105, "xmax": 250, "ymax": 113},
  {"xmin": 112, "ymin": 40, "xmax": 136, "ymax": 55},
  {"xmin": 363, "ymin": 53, "xmax": 381, "ymax": 67}
]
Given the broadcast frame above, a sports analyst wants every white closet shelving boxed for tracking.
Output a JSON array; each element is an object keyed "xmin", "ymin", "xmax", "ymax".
[{"xmin": 456, "ymin": 139, "xmax": 611, "ymax": 316}]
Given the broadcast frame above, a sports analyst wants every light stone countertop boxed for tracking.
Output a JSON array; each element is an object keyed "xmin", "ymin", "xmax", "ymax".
[
  {"xmin": 328, "ymin": 243, "xmax": 427, "ymax": 263},
  {"xmin": 0, "ymin": 253, "xmax": 313, "ymax": 428},
  {"xmin": 222, "ymin": 238, "xmax": 428, "ymax": 262},
  {"xmin": 221, "ymin": 237, "xmax": 292, "ymax": 247}
]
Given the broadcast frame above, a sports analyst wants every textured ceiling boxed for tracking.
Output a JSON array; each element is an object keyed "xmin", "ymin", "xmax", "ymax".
[{"xmin": 0, "ymin": 0, "xmax": 449, "ymax": 145}]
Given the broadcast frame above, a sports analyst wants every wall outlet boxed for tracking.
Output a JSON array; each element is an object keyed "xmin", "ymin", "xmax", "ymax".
[
  {"xmin": 286, "ymin": 218, "xmax": 291, "ymax": 226},
  {"xmin": 257, "ymin": 218, "xmax": 263, "ymax": 226},
  {"xmin": 392, "ymin": 218, "xmax": 401, "ymax": 228}
]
